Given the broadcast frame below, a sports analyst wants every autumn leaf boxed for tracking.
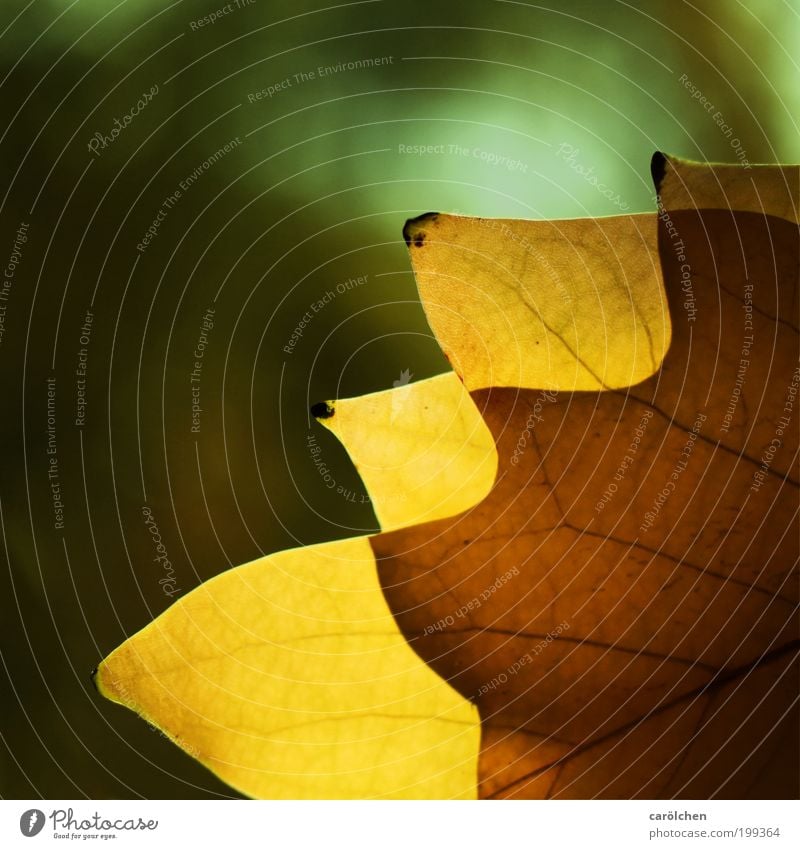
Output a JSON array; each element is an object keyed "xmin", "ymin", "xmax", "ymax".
[
  {"xmin": 95, "ymin": 535, "xmax": 480, "ymax": 799},
  {"xmin": 95, "ymin": 153, "xmax": 799, "ymax": 799}
]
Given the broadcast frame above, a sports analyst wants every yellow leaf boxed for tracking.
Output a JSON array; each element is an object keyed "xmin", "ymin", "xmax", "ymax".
[
  {"xmin": 97, "ymin": 152, "xmax": 798, "ymax": 800},
  {"xmin": 313, "ymin": 371, "xmax": 497, "ymax": 531},
  {"xmin": 96, "ymin": 536, "xmax": 479, "ymax": 799},
  {"xmin": 402, "ymin": 211, "xmax": 670, "ymax": 391}
]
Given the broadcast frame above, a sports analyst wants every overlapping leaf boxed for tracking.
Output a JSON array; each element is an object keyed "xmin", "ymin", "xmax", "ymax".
[{"xmin": 96, "ymin": 153, "xmax": 799, "ymax": 799}]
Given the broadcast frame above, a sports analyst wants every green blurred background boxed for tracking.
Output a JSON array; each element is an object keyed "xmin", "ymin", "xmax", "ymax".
[{"xmin": 1, "ymin": 0, "xmax": 797, "ymax": 798}]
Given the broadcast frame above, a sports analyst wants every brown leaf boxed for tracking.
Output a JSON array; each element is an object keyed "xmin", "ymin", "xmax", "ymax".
[{"xmin": 371, "ymin": 157, "xmax": 799, "ymax": 798}]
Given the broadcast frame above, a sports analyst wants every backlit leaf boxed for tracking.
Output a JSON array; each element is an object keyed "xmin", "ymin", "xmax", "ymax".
[
  {"xmin": 96, "ymin": 537, "xmax": 479, "ymax": 799},
  {"xmin": 96, "ymin": 153, "xmax": 798, "ymax": 799}
]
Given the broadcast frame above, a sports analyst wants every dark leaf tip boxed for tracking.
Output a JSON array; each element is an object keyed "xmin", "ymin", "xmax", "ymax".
[
  {"xmin": 403, "ymin": 212, "xmax": 439, "ymax": 247},
  {"xmin": 311, "ymin": 401, "xmax": 335, "ymax": 420},
  {"xmin": 651, "ymin": 151, "xmax": 668, "ymax": 195}
]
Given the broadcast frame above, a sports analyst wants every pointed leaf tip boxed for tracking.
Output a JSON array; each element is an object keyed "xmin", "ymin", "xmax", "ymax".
[
  {"xmin": 318, "ymin": 373, "xmax": 497, "ymax": 531},
  {"xmin": 311, "ymin": 401, "xmax": 335, "ymax": 420},
  {"xmin": 403, "ymin": 212, "xmax": 439, "ymax": 247},
  {"xmin": 650, "ymin": 150, "xmax": 667, "ymax": 193}
]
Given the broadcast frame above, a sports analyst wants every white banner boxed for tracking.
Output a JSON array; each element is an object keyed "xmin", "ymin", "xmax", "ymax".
[{"xmin": 1, "ymin": 800, "xmax": 797, "ymax": 848}]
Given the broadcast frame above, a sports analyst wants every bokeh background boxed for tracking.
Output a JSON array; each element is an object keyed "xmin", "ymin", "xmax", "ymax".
[{"xmin": 1, "ymin": 0, "xmax": 797, "ymax": 798}]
